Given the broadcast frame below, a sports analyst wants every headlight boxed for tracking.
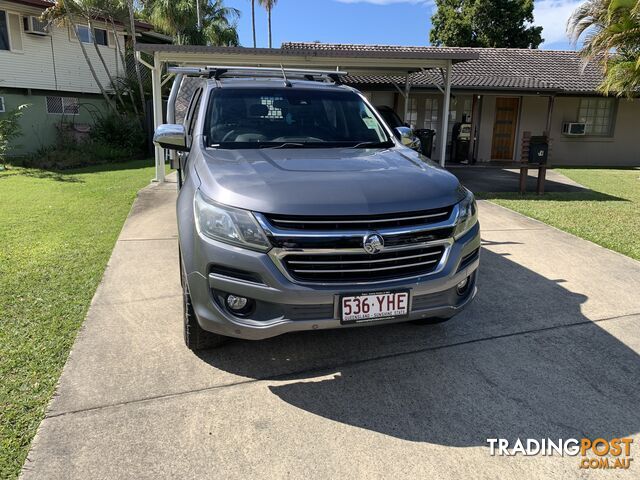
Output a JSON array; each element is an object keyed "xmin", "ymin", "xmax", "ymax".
[
  {"xmin": 194, "ymin": 190, "xmax": 270, "ymax": 251},
  {"xmin": 453, "ymin": 188, "xmax": 478, "ymax": 239}
]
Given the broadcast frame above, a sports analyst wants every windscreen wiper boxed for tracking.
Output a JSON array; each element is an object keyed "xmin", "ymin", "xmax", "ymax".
[
  {"xmin": 258, "ymin": 142, "xmax": 306, "ymax": 149},
  {"xmin": 351, "ymin": 141, "xmax": 392, "ymax": 149}
]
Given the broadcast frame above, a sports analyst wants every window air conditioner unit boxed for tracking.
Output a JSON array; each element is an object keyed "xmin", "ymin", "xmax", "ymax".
[
  {"xmin": 562, "ymin": 122, "xmax": 586, "ymax": 136},
  {"xmin": 23, "ymin": 16, "xmax": 49, "ymax": 35}
]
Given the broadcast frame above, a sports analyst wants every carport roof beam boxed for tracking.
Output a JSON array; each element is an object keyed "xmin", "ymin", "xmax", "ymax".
[{"xmin": 136, "ymin": 44, "xmax": 478, "ymax": 66}]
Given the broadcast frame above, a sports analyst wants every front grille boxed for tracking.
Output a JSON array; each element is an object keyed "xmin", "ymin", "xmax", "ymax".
[
  {"xmin": 282, "ymin": 245, "xmax": 446, "ymax": 283},
  {"xmin": 265, "ymin": 207, "xmax": 453, "ymax": 231}
]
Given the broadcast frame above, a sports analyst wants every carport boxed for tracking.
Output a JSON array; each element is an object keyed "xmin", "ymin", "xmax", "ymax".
[{"xmin": 134, "ymin": 44, "xmax": 479, "ymax": 183}]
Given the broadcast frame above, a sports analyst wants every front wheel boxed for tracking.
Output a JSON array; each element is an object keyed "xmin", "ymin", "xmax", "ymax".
[{"xmin": 181, "ymin": 261, "xmax": 227, "ymax": 351}]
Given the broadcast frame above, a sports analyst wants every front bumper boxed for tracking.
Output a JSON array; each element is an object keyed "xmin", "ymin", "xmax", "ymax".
[{"xmin": 186, "ymin": 223, "xmax": 480, "ymax": 340}]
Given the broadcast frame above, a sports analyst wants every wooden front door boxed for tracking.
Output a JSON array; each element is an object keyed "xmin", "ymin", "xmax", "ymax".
[{"xmin": 491, "ymin": 97, "xmax": 520, "ymax": 160}]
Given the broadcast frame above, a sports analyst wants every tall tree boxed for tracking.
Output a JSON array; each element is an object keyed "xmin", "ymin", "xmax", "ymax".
[
  {"xmin": 142, "ymin": 0, "xmax": 240, "ymax": 46},
  {"xmin": 258, "ymin": 0, "xmax": 277, "ymax": 48},
  {"xmin": 430, "ymin": 0, "xmax": 544, "ymax": 48},
  {"xmin": 568, "ymin": 0, "xmax": 640, "ymax": 97},
  {"xmin": 251, "ymin": 0, "xmax": 256, "ymax": 47}
]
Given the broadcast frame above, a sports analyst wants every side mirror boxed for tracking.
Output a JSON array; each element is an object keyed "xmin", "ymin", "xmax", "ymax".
[
  {"xmin": 394, "ymin": 126, "xmax": 421, "ymax": 151},
  {"xmin": 153, "ymin": 124, "xmax": 188, "ymax": 151},
  {"xmin": 395, "ymin": 126, "xmax": 413, "ymax": 144}
]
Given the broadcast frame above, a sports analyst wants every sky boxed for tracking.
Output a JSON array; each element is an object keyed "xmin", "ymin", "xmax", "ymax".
[{"xmin": 224, "ymin": 0, "xmax": 583, "ymax": 51}]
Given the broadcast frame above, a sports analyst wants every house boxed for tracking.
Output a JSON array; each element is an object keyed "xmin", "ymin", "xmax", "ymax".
[
  {"xmin": 282, "ymin": 43, "xmax": 640, "ymax": 167},
  {"xmin": 0, "ymin": 0, "xmax": 163, "ymax": 155}
]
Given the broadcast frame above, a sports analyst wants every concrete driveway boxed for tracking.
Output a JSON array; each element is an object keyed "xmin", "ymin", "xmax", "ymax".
[{"xmin": 21, "ymin": 176, "xmax": 640, "ymax": 479}]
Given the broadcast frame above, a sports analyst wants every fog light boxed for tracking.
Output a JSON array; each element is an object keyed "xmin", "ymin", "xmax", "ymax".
[
  {"xmin": 456, "ymin": 277, "xmax": 470, "ymax": 295},
  {"xmin": 226, "ymin": 295, "xmax": 248, "ymax": 311}
]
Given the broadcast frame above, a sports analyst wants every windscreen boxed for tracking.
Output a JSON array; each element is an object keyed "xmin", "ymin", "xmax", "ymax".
[{"xmin": 204, "ymin": 88, "xmax": 393, "ymax": 149}]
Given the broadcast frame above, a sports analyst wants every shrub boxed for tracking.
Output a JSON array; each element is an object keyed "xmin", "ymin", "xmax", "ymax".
[
  {"xmin": 23, "ymin": 112, "xmax": 147, "ymax": 170},
  {"xmin": 0, "ymin": 104, "xmax": 29, "ymax": 165},
  {"xmin": 91, "ymin": 113, "xmax": 146, "ymax": 154},
  {"xmin": 23, "ymin": 141, "xmax": 136, "ymax": 170}
]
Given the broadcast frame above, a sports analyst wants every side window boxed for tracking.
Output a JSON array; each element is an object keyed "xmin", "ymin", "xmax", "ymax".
[
  {"xmin": 577, "ymin": 97, "xmax": 615, "ymax": 136},
  {"xmin": 93, "ymin": 28, "xmax": 108, "ymax": 46},
  {"xmin": 0, "ymin": 11, "xmax": 8, "ymax": 51},
  {"xmin": 75, "ymin": 25, "xmax": 92, "ymax": 43},
  {"xmin": 1, "ymin": 10, "xmax": 23, "ymax": 51},
  {"xmin": 185, "ymin": 89, "xmax": 203, "ymax": 146}
]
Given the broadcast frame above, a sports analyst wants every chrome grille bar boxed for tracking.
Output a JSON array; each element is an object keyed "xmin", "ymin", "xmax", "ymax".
[
  {"xmin": 269, "ymin": 211, "xmax": 449, "ymax": 225},
  {"xmin": 291, "ymin": 258, "xmax": 440, "ymax": 274},
  {"xmin": 287, "ymin": 251, "xmax": 441, "ymax": 265},
  {"xmin": 254, "ymin": 204, "xmax": 459, "ymax": 241}
]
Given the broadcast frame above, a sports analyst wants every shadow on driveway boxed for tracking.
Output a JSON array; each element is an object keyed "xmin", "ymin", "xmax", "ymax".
[
  {"xmin": 451, "ymin": 167, "xmax": 626, "ymax": 202},
  {"xmin": 196, "ymin": 248, "xmax": 640, "ymax": 445}
]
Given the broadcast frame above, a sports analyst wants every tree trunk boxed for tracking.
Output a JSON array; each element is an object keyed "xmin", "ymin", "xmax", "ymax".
[
  {"xmin": 88, "ymin": 17, "xmax": 126, "ymax": 111},
  {"xmin": 268, "ymin": 7, "xmax": 272, "ymax": 48},
  {"xmin": 109, "ymin": 18, "xmax": 138, "ymax": 116},
  {"xmin": 110, "ymin": 19, "xmax": 126, "ymax": 74},
  {"xmin": 127, "ymin": 0, "xmax": 147, "ymax": 117},
  {"xmin": 70, "ymin": 17, "xmax": 117, "ymax": 113},
  {"xmin": 252, "ymin": 0, "xmax": 256, "ymax": 48}
]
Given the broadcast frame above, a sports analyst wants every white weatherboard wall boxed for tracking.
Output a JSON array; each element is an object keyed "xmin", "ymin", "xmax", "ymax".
[{"xmin": 0, "ymin": 0, "xmax": 125, "ymax": 94}]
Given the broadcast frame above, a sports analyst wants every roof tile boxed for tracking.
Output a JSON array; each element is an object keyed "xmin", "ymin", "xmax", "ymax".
[{"xmin": 282, "ymin": 42, "xmax": 603, "ymax": 93}]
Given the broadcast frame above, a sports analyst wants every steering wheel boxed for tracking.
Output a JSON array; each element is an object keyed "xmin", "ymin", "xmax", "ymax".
[{"xmin": 222, "ymin": 128, "xmax": 258, "ymax": 142}]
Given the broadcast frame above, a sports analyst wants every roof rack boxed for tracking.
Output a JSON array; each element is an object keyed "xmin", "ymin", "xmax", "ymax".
[{"xmin": 167, "ymin": 65, "xmax": 349, "ymax": 84}]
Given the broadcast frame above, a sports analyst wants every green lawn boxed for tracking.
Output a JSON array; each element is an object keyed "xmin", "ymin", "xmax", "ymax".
[
  {"xmin": 0, "ymin": 160, "xmax": 164, "ymax": 479},
  {"xmin": 478, "ymin": 168, "xmax": 640, "ymax": 261}
]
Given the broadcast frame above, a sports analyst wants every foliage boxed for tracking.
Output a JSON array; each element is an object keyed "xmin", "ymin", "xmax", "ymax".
[
  {"xmin": 20, "ymin": 113, "xmax": 146, "ymax": 170},
  {"xmin": 142, "ymin": 0, "xmax": 240, "ymax": 46},
  {"xmin": 91, "ymin": 112, "xmax": 146, "ymax": 152},
  {"xmin": 0, "ymin": 159, "xmax": 162, "ymax": 479},
  {"xmin": 22, "ymin": 142, "xmax": 138, "ymax": 170},
  {"xmin": 0, "ymin": 105, "xmax": 29, "ymax": 165},
  {"xmin": 430, "ymin": 0, "xmax": 543, "ymax": 48},
  {"xmin": 568, "ymin": 0, "xmax": 640, "ymax": 97},
  {"xmin": 478, "ymin": 168, "xmax": 640, "ymax": 261}
]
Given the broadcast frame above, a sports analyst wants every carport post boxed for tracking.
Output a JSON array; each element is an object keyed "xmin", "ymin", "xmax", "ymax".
[
  {"xmin": 439, "ymin": 60, "xmax": 452, "ymax": 167},
  {"xmin": 403, "ymin": 74, "xmax": 411, "ymax": 123},
  {"xmin": 151, "ymin": 52, "xmax": 165, "ymax": 183}
]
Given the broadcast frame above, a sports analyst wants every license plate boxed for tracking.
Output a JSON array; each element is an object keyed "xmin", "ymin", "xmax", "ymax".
[{"xmin": 340, "ymin": 291, "xmax": 410, "ymax": 324}]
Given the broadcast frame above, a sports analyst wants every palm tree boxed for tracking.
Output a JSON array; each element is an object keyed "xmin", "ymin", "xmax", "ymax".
[
  {"xmin": 250, "ymin": 0, "xmax": 256, "ymax": 47},
  {"xmin": 568, "ymin": 0, "xmax": 640, "ymax": 97},
  {"xmin": 143, "ymin": 0, "xmax": 240, "ymax": 46},
  {"xmin": 258, "ymin": 0, "xmax": 277, "ymax": 48}
]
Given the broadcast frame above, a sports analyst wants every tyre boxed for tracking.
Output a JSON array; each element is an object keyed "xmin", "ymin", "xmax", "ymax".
[{"xmin": 181, "ymin": 261, "xmax": 227, "ymax": 351}]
